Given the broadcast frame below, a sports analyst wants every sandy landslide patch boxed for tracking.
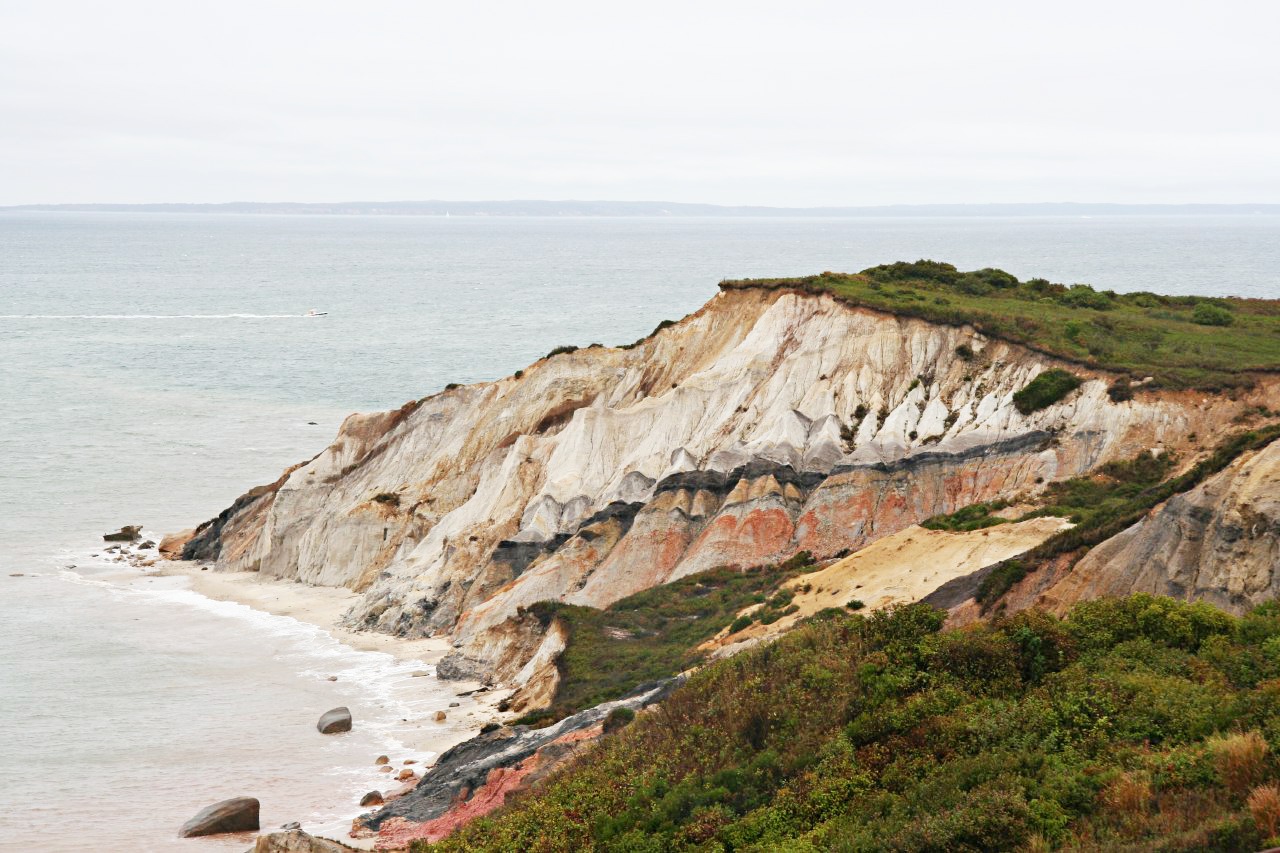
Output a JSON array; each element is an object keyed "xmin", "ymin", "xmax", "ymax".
[{"xmin": 707, "ymin": 516, "xmax": 1072, "ymax": 652}]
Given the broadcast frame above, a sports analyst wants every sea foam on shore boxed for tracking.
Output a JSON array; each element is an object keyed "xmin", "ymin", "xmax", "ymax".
[{"xmin": 0, "ymin": 545, "xmax": 503, "ymax": 852}]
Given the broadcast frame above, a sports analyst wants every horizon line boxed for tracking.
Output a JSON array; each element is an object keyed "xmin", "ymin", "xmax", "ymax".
[{"xmin": 5, "ymin": 200, "xmax": 1280, "ymax": 217}]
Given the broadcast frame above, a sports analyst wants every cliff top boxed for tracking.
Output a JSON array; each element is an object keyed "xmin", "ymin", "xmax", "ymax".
[{"xmin": 722, "ymin": 260, "xmax": 1280, "ymax": 390}]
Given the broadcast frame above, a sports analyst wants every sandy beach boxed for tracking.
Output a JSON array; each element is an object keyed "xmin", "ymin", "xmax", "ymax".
[
  {"xmin": 157, "ymin": 559, "xmax": 510, "ymax": 743},
  {"xmin": 150, "ymin": 559, "xmax": 512, "ymax": 847}
]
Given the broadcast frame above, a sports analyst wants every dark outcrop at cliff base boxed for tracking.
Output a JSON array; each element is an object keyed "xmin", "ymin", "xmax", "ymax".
[{"xmin": 357, "ymin": 679, "xmax": 680, "ymax": 847}]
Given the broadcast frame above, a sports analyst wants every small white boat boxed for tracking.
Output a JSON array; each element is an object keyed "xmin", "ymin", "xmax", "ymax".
[{"xmin": 304, "ymin": 308, "xmax": 328, "ymax": 317}]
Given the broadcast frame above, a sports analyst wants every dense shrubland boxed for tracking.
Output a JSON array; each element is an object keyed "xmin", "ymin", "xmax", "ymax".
[{"xmin": 423, "ymin": 595, "xmax": 1280, "ymax": 852}]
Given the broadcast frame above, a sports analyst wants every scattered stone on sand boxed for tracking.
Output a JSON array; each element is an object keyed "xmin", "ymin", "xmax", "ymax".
[
  {"xmin": 9, "ymin": 573, "xmax": 23, "ymax": 577},
  {"xmin": 178, "ymin": 796, "xmax": 259, "ymax": 837},
  {"xmin": 433, "ymin": 711, "xmax": 447, "ymax": 722},
  {"xmin": 403, "ymin": 759, "xmax": 417, "ymax": 765},
  {"xmin": 103, "ymin": 525, "xmax": 141, "ymax": 543},
  {"xmin": 411, "ymin": 670, "xmax": 430, "ymax": 678},
  {"xmin": 317, "ymin": 707, "xmax": 352, "ymax": 734},
  {"xmin": 139, "ymin": 540, "xmax": 156, "ymax": 549},
  {"xmin": 448, "ymin": 702, "xmax": 460, "ymax": 708},
  {"xmin": 379, "ymin": 765, "xmax": 394, "ymax": 773},
  {"xmin": 397, "ymin": 769, "xmax": 417, "ymax": 782},
  {"xmin": 326, "ymin": 675, "xmax": 337, "ymax": 682},
  {"xmin": 250, "ymin": 829, "xmax": 356, "ymax": 852},
  {"xmin": 280, "ymin": 821, "xmax": 301, "ymax": 830},
  {"xmin": 374, "ymin": 755, "xmax": 389, "ymax": 765},
  {"xmin": 359, "ymin": 791, "xmax": 384, "ymax": 807}
]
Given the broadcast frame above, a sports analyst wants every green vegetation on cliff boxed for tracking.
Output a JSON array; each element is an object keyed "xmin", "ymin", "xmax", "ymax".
[
  {"xmin": 518, "ymin": 556, "xmax": 811, "ymax": 724},
  {"xmin": 721, "ymin": 261, "xmax": 1280, "ymax": 389},
  {"xmin": 424, "ymin": 595, "xmax": 1280, "ymax": 852}
]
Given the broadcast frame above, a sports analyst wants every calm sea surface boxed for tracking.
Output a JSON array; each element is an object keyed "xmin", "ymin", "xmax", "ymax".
[{"xmin": 1, "ymin": 213, "xmax": 1277, "ymax": 850}]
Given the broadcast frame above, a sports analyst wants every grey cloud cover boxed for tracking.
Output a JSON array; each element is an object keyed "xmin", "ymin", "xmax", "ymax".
[{"xmin": 2, "ymin": 0, "xmax": 1277, "ymax": 205}]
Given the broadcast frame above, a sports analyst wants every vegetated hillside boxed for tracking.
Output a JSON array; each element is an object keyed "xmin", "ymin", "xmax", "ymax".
[
  {"xmin": 722, "ymin": 261, "xmax": 1280, "ymax": 390},
  {"xmin": 514, "ymin": 553, "xmax": 815, "ymax": 725},
  {"xmin": 423, "ymin": 595, "xmax": 1280, "ymax": 852}
]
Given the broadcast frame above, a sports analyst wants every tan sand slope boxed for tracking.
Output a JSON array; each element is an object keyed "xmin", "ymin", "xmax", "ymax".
[{"xmin": 708, "ymin": 516, "xmax": 1072, "ymax": 650}]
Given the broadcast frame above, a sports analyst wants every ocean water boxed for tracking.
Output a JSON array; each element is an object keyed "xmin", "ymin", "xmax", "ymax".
[{"xmin": 0, "ymin": 212, "xmax": 1277, "ymax": 851}]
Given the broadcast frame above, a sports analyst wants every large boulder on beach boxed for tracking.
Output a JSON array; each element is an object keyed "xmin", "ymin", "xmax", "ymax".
[
  {"xmin": 250, "ymin": 829, "xmax": 357, "ymax": 852},
  {"xmin": 179, "ymin": 796, "xmax": 259, "ymax": 837},
  {"xmin": 317, "ymin": 706, "xmax": 352, "ymax": 734},
  {"xmin": 158, "ymin": 528, "xmax": 196, "ymax": 559},
  {"xmin": 103, "ymin": 525, "xmax": 141, "ymax": 542}
]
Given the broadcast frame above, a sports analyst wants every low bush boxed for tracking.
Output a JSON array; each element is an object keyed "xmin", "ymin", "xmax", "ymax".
[
  {"xmin": 1194, "ymin": 303, "xmax": 1235, "ymax": 326},
  {"xmin": 1012, "ymin": 369, "xmax": 1083, "ymax": 415},
  {"xmin": 603, "ymin": 706, "xmax": 636, "ymax": 734}
]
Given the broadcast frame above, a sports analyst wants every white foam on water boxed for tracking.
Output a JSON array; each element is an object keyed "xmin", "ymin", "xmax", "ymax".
[{"xmin": 0, "ymin": 547, "xmax": 463, "ymax": 851}]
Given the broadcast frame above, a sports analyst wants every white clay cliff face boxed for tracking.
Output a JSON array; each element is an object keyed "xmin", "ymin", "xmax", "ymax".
[{"xmin": 184, "ymin": 286, "xmax": 1273, "ymax": 675}]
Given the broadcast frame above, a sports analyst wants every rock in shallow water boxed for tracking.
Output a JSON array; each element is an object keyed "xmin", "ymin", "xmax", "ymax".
[
  {"xmin": 316, "ymin": 706, "xmax": 352, "ymax": 734},
  {"xmin": 103, "ymin": 525, "xmax": 141, "ymax": 542},
  {"xmin": 359, "ymin": 791, "xmax": 384, "ymax": 807},
  {"xmin": 179, "ymin": 796, "xmax": 259, "ymax": 837}
]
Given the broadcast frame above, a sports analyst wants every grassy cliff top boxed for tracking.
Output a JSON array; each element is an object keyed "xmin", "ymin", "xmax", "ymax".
[{"xmin": 722, "ymin": 260, "xmax": 1280, "ymax": 390}]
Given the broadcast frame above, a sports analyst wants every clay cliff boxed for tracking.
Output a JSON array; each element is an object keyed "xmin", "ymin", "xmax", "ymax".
[
  {"xmin": 185, "ymin": 284, "xmax": 1271, "ymax": 682},
  {"xmin": 994, "ymin": 437, "xmax": 1280, "ymax": 615}
]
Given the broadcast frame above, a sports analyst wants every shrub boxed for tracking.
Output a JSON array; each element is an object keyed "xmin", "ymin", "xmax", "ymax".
[
  {"xmin": 546, "ymin": 345, "xmax": 579, "ymax": 358},
  {"xmin": 1107, "ymin": 378, "xmax": 1134, "ymax": 402},
  {"xmin": 846, "ymin": 600, "xmax": 865, "ymax": 611},
  {"xmin": 955, "ymin": 343, "xmax": 975, "ymax": 360},
  {"xmin": 372, "ymin": 492, "xmax": 400, "ymax": 506},
  {"xmin": 513, "ymin": 369, "xmax": 524, "ymax": 379},
  {"xmin": 729, "ymin": 615, "xmax": 753, "ymax": 634},
  {"xmin": 1248, "ymin": 783, "xmax": 1280, "ymax": 837},
  {"xmin": 444, "ymin": 382, "xmax": 461, "ymax": 390},
  {"xmin": 922, "ymin": 501, "xmax": 1011, "ymax": 532},
  {"xmin": 1013, "ymin": 369, "xmax": 1083, "ymax": 415},
  {"xmin": 1211, "ymin": 731, "xmax": 1269, "ymax": 794},
  {"xmin": 1193, "ymin": 303, "xmax": 1235, "ymax": 326},
  {"xmin": 1102, "ymin": 771, "xmax": 1152, "ymax": 814},
  {"xmin": 1058, "ymin": 284, "xmax": 1115, "ymax": 310},
  {"xmin": 603, "ymin": 706, "xmax": 636, "ymax": 734}
]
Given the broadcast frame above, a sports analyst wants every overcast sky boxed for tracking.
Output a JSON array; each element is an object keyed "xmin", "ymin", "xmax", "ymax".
[{"xmin": 2, "ymin": 0, "xmax": 1277, "ymax": 205}]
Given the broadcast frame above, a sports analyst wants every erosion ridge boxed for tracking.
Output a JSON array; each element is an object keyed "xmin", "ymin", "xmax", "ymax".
[{"xmin": 185, "ymin": 267, "xmax": 1278, "ymax": 685}]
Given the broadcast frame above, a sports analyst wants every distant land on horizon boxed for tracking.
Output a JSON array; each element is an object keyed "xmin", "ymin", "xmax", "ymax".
[{"xmin": 5, "ymin": 200, "xmax": 1280, "ymax": 217}]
